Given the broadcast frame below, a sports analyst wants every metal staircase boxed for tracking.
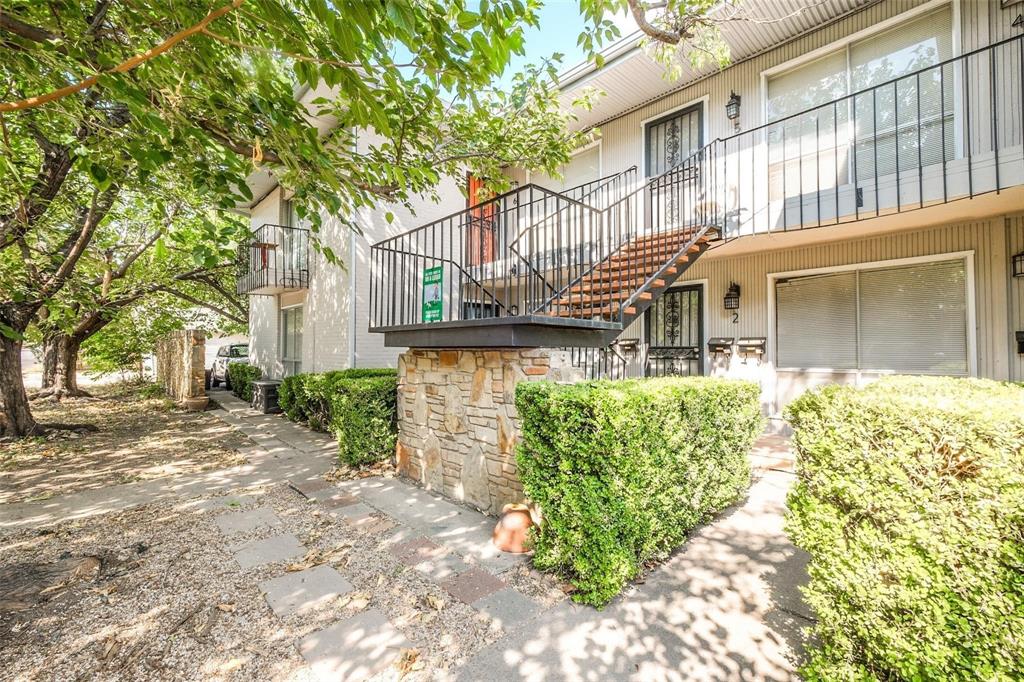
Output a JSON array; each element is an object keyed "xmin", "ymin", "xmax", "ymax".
[{"xmin": 368, "ymin": 142, "xmax": 723, "ymax": 348}]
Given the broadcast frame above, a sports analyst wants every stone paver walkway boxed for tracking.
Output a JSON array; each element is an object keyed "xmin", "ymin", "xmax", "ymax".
[{"xmin": 4, "ymin": 387, "xmax": 810, "ymax": 681}]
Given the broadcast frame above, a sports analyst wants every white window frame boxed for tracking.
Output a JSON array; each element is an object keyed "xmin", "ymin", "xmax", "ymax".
[
  {"xmin": 280, "ymin": 303, "xmax": 304, "ymax": 376},
  {"xmin": 759, "ymin": 0, "xmax": 961, "ymax": 121},
  {"xmin": 766, "ymin": 250, "xmax": 977, "ymax": 377},
  {"xmin": 639, "ymin": 95, "xmax": 710, "ymax": 181}
]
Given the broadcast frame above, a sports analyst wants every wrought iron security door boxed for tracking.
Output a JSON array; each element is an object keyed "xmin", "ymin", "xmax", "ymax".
[
  {"xmin": 646, "ymin": 284, "xmax": 703, "ymax": 377},
  {"xmin": 645, "ymin": 104, "xmax": 704, "ymax": 231}
]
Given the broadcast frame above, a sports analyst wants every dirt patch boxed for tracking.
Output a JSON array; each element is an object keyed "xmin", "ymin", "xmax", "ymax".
[
  {"xmin": 0, "ymin": 482, "xmax": 524, "ymax": 681},
  {"xmin": 0, "ymin": 383, "xmax": 249, "ymax": 505},
  {"xmin": 0, "ymin": 492, "xmax": 312, "ymax": 681}
]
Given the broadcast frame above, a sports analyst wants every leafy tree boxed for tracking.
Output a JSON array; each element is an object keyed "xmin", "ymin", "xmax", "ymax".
[
  {"xmin": 81, "ymin": 294, "xmax": 243, "ymax": 382},
  {"xmin": 0, "ymin": 0, "xmax": 595, "ymax": 436},
  {"xmin": 31, "ymin": 180, "xmax": 247, "ymax": 399}
]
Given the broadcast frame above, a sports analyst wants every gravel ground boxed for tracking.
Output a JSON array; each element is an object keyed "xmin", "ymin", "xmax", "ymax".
[
  {"xmin": 0, "ymin": 383, "xmax": 249, "ymax": 505},
  {"xmin": 0, "ymin": 477, "xmax": 566, "ymax": 681}
]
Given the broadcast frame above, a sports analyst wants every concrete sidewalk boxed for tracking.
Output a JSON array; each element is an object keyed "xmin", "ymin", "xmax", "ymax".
[
  {"xmin": 0, "ymin": 391, "xmax": 336, "ymax": 529},
  {"xmin": 453, "ymin": 467, "xmax": 811, "ymax": 681}
]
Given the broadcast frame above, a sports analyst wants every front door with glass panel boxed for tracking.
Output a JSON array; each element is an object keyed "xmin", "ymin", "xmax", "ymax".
[
  {"xmin": 646, "ymin": 284, "xmax": 703, "ymax": 376},
  {"xmin": 645, "ymin": 104, "xmax": 703, "ymax": 232}
]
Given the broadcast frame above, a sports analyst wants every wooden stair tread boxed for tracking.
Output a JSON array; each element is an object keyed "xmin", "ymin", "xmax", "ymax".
[
  {"xmin": 553, "ymin": 291, "xmax": 651, "ymax": 306},
  {"xmin": 569, "ymin": 277, "xmax": 665, "ymax": 294},
  {"xmin": 551, "ymin": 304, "xmax": 637, "ymax": 317}
]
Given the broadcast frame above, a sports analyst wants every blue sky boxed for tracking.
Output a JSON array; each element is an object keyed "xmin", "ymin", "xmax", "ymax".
[
  {"xmin": 497, "ymin": 1, "xmax": 638, "ymax": 87},
  {"xmin": 502, "ymin": 1, "xmax": 591, "ymax": 83},
  {"xmin": 392, "ymin": 2, "xmax": 637, "ymax": 90}
]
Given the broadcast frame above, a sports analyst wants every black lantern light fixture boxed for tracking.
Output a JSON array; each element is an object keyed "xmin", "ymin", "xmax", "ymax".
[
  {"xmin": 1013, "ymin": 251, "xmax": 1024, "ymax": 278},
  {"xmin": 724, "ymin": 282, "xmax": 741, "ymax": 310},
  {"xmin": 726, "ymin": 91, "xmax": 741, "ymax": 130}
]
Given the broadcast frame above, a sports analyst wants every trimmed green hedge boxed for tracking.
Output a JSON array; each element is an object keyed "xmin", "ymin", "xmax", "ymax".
[
  {"xmin": 785, "ymin": 376, "xmax": 1024, "ymax": 681},
  {"xmin": 278, "ymin": 368, "xmax": 398, "ymax": 466},
  {"xmin": 279, "ymin": 368, "xmax": 396, "ymax": 431},
  {"xmin": 516, "ymin": 377, "xmax": 762, "ymax": 606},
  {"xmin": 228, "ymin": 363, "xmax": 261, "ymax": 403}
]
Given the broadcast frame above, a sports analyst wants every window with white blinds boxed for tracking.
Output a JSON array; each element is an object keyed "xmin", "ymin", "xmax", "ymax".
[
  {"xmin": 280, "ymin": 306, "xmax": 303, "ymax": 376},
  {"xmin": 776, "ymin": 271, "xmax": 858, "ymax": 369},
  {"xmin": 775, "ymin": 257, "xmax": 969, "ymax": 375},
  {"xmin": 765, "ymin": 6, "xmax": 955, "ymax": 187}
]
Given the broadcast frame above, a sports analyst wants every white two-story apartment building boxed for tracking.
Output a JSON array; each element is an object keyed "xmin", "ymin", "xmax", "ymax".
[
  {"xmin": 243, "ymin": 0, "xmax": 1024, "ymax": 426},
  {"xmin": 237, "ymin": 84, "xmax": 462, "ymax": 379}
]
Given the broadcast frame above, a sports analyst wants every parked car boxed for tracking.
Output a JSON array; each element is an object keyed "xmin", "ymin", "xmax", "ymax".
[{"xmin": 210, "ymin": 343, "xmax": 249, "ymax": 388}]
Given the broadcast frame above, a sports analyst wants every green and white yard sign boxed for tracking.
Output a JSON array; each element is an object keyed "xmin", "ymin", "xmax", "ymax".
[{"xmin": 422, "ymin": 266, "xmax": 443, "ymax": 322}]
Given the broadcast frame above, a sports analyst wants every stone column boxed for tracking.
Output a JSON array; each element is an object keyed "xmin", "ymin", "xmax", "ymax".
[{"xmin": 395, "ymin": 348, "xmax": 582, "ymax": 516}]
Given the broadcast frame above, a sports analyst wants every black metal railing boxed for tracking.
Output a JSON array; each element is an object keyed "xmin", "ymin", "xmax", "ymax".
[
  {"xmin": 236, "ymin": 224, "xmax": 310, "ymax": 294},
  {"xmin": 369, "ymin": 167, "xmax": 640, "ymax": 329},
  {"xmin": 708, "ymin": 32, "xmax": 1024, "ymax": 240},
  {"xmin": 369, "ymin": 33, "xmax": 1024, "ymax": 333}
]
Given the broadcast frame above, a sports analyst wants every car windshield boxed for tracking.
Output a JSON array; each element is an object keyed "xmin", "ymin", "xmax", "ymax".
[{"xmin": 228, "ymin": 345, "xmax": 248, "ymax": 358}]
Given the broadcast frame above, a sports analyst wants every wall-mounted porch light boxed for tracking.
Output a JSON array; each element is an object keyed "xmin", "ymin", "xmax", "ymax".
[
  {"xmin": 726, "ymin": 91, "xmax": 741, "ymax": 131},
  {"xmin": 1013, "ymin": 251, "xmax": 1024, "ymax": 277},
  {"xmin": 724, "ymin": 282, "xmax": 741, "ymax": 310}
]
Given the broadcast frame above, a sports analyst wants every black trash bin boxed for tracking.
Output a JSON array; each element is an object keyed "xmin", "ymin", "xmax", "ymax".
[{"xmin": 251, "ymin": 379, "xmax": 283, "ymax": 414}]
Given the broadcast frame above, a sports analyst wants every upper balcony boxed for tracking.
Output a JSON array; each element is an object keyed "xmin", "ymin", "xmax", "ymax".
[
  {"xmin": 705, "ymin": 32, "xmax": 1024, "ymax": 241},
  {"xmin": 368, "ymin": 34, "xmax": 1024, "ymax": 349},
  {"xmin": 236, "ymin": 223, "xmax": 310, "ymax": 295}
]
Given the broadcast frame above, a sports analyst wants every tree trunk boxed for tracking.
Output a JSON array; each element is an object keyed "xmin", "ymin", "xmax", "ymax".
[
  {"xmin": 0, "ymin": 335, "xmax": 39, "ymax": 437},
  {"xmin": 40, "ymin": 333, "xmax": 58, "ymax": 389},
  {"xmin": 49, "ymin": 333, "xmax": 85, "ymax": 399},
  {"xmin": 32, "ymin": 332, "xmax": 88, "ymax": 400}
]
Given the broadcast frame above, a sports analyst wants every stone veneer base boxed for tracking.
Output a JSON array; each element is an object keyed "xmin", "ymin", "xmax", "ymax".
[{"xmin": 395, "ymin": 348, "xmax": 583, "ymax": 516}]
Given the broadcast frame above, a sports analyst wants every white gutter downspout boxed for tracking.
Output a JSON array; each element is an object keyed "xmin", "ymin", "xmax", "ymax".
[
  {"xmin": 348, "ymin": 228, "xmax": 357, "ymax": 369},
  {"xmin": 347, "ymin": 131, "xmax": 358, "ymax": 369}
]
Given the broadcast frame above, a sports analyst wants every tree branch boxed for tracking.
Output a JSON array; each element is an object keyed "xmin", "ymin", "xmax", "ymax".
[
  {"xmin": 0, "ymin": 11, "xmax": 59, "ymax": 43},
  {"xmin": 0, "ymin": 0, "xmax": 246, "ymax": 113},
  {"xmin": 627, "ymin": 0, "xmax": 683, "ymax": 45},
  {"xmin": 158, "ymin": 286, "xmax": 247, "ymax": 325}
]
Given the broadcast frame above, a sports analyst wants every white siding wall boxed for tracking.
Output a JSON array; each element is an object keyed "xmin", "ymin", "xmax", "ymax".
[
  {"xmin": 244, "ymin": 133, "xmax": 465, "ymax": 375},
  {"xmin": 669, "ymin": 216, "xmax": 1011, "ymax": 421},
  {"xmin": 248, "ymin": 189, "xmax": 282, "ymax": 378},
  {"xmin": 572, "ymin": 0, "xmax": 1024, "ymax": 234},
  {"xmin": 302, "ymin": 208, "xmax": 351, "ymax": 373},
  {"xmin": 351, "ymin": 130, "xmax": 465, "ymax": 369},
  {"xmin": 1009, "ymin": 213, "xmax": 1024, "ymax": 382}
]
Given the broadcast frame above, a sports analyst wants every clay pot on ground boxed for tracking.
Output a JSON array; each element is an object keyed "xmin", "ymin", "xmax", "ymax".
[{"xmin": 491, "ymin": 503, "xmax": 536, "ymax": 554}]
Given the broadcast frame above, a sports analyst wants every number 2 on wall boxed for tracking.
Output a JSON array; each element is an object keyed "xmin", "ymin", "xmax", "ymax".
[{"xmin": 731, "ymin": 312, "xmax": 739, "ymax": 324}]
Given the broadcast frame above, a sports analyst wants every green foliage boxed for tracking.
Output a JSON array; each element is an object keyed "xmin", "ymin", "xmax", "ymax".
[
  {"xmin": 278, "ymin": 369, "xmax": 397, "ymax": 466},
  {"xmin": 784, "ymin": 377, "xmax": 1024, "ymax": 681},
  {"xmin": 228, "ymin": 363, "xmax": 261, "ymax": 403},
  {"xmin": 516, "ymin": 377, "xmax": 762, "ymax": 606},
  {"xmin": 329, "ymin": 376, "xmax": 399, "ymax": 467},
  {"xmin": 279, "ymin": 368, "xmax": 397, "ymax": 430},
  {"xmin": 137, "ymin": 382, "xmax": 166, "ymax": 400}
]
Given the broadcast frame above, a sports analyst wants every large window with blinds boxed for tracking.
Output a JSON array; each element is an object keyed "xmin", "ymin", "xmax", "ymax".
[
  {"xmin": 765, "ymin": 6, "xmax": 955, "ymax": 198},
  {"xmin": 775, "ymin": 257, "xmax": 970, "ymax": 375}
]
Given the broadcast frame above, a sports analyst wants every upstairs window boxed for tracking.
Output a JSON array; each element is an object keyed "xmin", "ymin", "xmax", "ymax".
[{"xmin": 765, "ymin": 6, "xmax": 954, "ymax": 197}]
